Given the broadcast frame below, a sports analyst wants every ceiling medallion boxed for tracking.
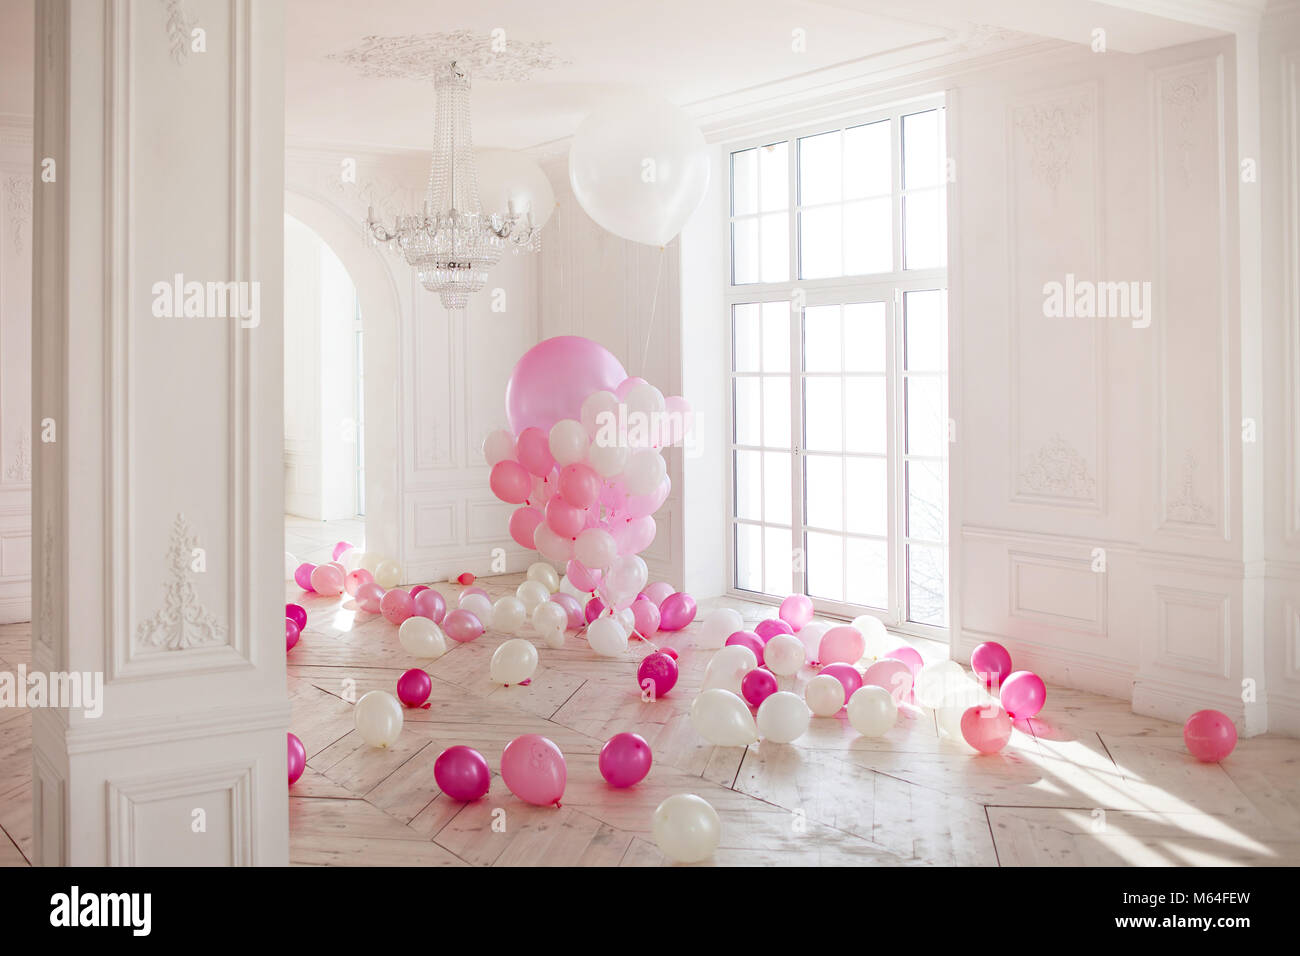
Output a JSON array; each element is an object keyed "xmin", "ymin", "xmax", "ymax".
[{"xmin": 327, "ymin": 30, "xmax": 569, "ymax": 84}]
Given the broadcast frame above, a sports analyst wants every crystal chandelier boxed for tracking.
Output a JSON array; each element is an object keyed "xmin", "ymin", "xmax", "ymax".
[{"xmin": 364, "ymin": 61, "xmax": 541, "ymax": 310}]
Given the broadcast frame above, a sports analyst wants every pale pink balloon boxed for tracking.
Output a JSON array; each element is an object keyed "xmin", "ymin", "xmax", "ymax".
[
  {"xmin": 551, "ymin": 593, "xmax": 584, "ymax": 630},
  {"xmin": 612, "ymin": 515, "xmax": 657, "ymax": 555},
  {"xmin": 326, "ymin": 561, "xmax": 347, "ymax": 576},
  {"xmin": 505, "ymin": 336, "xmax": 628, "ymax": 436},
  {"xmin": 509, "ymin": 506, "xmax": 544, "ymax": 550},
  {"xmin": 820, "ymin": 663, "xmax": 863, "ymax": 699},
  {"xmin": 615, "ymin": 376, "xmax": 649, "ymax": 400},
  {"xmin": 819, "ymin": 626, "xmax": 866, "ymax": 665},
  {"xmin": 631, "ymin": 596, "xmax": 661, "ymax": 636},
  {"xmin": 490, "ymin": 460, "xmax": 532, "ymax": 504},
  {"xmin": 332, "ymin": 541, "xmax": 354, "ymax": 561},
  {"xmin": 380, "ymin": 588, "xmax": 414, "ymax": 626},
  {"xmin": 778, "ymin": 594, "xmax": 813, "ymax": 631},
  {"xmin": 566, "ymin": 559, "xmax": 602, "ymax": 593},
  {"xmin": 310, "ymin": 564, "xmax": 345, "ymax": 597},
  {"xmin": 625, "ymin": 477, "xmax": 670, "ymax": 518},
  {"xmin": 971, "ymin": 641, "xmax": 1013, "ymax": 689},
  {"xmin": 355, "ymin": 582, "xmax": 384, "ymax": 614},
  {"xmin": 643, "ymin": 581, "xmax": 675, "ymax": 607},
  {"xmin": 999, "ymin": 671, "xmax": 1046, "ymax": 720},
  {"xmin": 657, "ymin": 592, "xmax": 696, "ymax": 631},
  {"xmin": 461, "ymin": 586, "xmax": 489, "ymax": 602},
  {"xmin": 344, "ymin": 568, "xmax": 373, "ymax": 597},
  {"xmin": 530, "ymin": 472, "xmax": 556, "ymax": 507},
  {"xmin": 863, "ymin": 658, "xmax": 914, "ymax": 703},
  {"xmin": 558, "ymin": 463, "xmax": 601, "ymax": 509},
  {"xmin": 886, "ymin": 645, "xmax": 924, "ymax": 678},
  {"xmin": 443, "ymin": 609, "xmax": 484, "ymax": 643},
  {"xmin": 755, "ymin": 618, "xmax": 793, "ymax": 642},
  {"xmin": 546, "ymin": 496, "xmax": 588, "ymax": 537},
  {"xmin": 294, "ymin": 562, "xmax": 316, "ymax": 592},
  {"xmin": 412, "ymin": 588, "xmax": 447, "ymax": 624},
  {"xmin": 1183, "ymin": 709, "xmax": 1237, "ymax": 762},
  {"xmin": 726, "ymin": 630, "xmax": 765, "ymax": 664},
  {"xmin": 515, "ymin": 426, "xmax": 556, "ymax": 478},
  {"xmin": 500, "ymin": 733, "xmax": 567, "ymax": 806},
  {"xmin": 961, "ymin": 704, "xmax": 1013, "ymax": 754}
]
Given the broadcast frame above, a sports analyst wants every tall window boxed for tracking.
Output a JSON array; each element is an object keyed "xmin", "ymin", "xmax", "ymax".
[{"xmin": 727, "ymin": 99, "xmax": 949, "ymax": 632}]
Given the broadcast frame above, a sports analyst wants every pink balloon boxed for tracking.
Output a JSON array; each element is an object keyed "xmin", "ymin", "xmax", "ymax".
[
  {"xmin": 726, "ymin": 630, "xmax": 766, "ymax": 664},
  {"xmin": 741, "ymin": 667, "xmax": 779, "ymax": 708},
  {"xmin": 396, "ymin": 668, "xmax": 432, "ymax": 707},
  {"xmin": 863, "ymin": 659, "xmax": 914, "ymax": 703},
  {"xmin": 755, "ymin": 618, "xmax": 794, "ymax": 642},
  {"xmin": 380, "ymin": 588, "xmax": 414, "ymax": 626},
  {"xmin": 961, "ymin": 704, "xmax": 1013, "ymax": 754},
  {"xmin": 410, "ymin": 585, "xmax": 429, "ymax": 596},
  {"xmin": 345, "ymin": 568, "xmax": 373, "ymax": 597},
  {"xmin": 286, "ymin": 603, "xmax": 307, "ymax": 632},
  {"xmin": 778, "ymin": 594, "xmax": 814, "ymax": 631},
  {"xmin": 631, "ymin": 597, "xmax": 661, "ymax": 637},
  {"xmin": 636, "ymin": 651, "xmax": 678, "ymax": 698},
  {"xmin": 971, "ymin": 641, "xmax": 1013, "ymax": 689},
  {"xmin": 551, "ymin": 593, "xmax": 584, "ymax": 630},
  {"xmin": 412, "ymin": 588, "xmax": 447, "ymax": 624},
  {"xmin": 584, "ymin": 597, "xmax": 605, "ymax": 624},
  {"xmin": 461, "ymin": 586, "xmax": 488, "ymax": 601},
  {"xmin": 355, "ymin": 582, "xmax": 385, "ymax": 614},
  {"xmin": 332, "ymin": 541, "xmax": 353, "ymax": 561},
  {"xmin": 566, "ymin": 559, "xmax": 601, "ymax": 593},
  {"xmin": 612, "ymin": 515, "xmax": 658, "ymax": 555},
  {"xmin": 1183, "ymin": 709, "xmax": 1237, "ymax": 762},
  {"xmin": 820, "ymin": 663, "xmax": 863, "ymax": 699},
  {"xmin": 444, "ymin": 609, "xmax": 484, "ymax": 643},
  {"xmin": 643, "ymin": 582, "xmax": 675, "ymax": 607},
  {"xmin": 999, "ymin": 671, "xmax": 1046, "ymax": 720},
  {"xmin": 285, "ymin": 617, "xmax": 301, "ymax": 652},
  {"xmin": 500, "ymin": 734, "xmax": 567, "ymax": 806},
  {"xmin": 657, "ymin": 592, "xmax": 696, "ymax": 631},
  {"xmin": 820, "ymin": 626, "xmax": 866, "ymax": 665},
  {"xmin": 287, "ymin": 733, "xmax": 306, "ymax": 786},
  {"xmin": 598, "ymin": 732, "xmax": 653, "ymax": 788},
  {"xmin": 546, "ymin": 496, "xmax": 588, "ymax": 538},
  {"xmin": 515, "ymin": 426, "xmax": 556, "ymax": 478},
  {"xmin": 558, "ymin": 463, "xmax": 601, "ymax": 509},
  {"xmin": 294, "ymin": 562, "xmax": 317, "ymax": 592},
  {"xmin": 310, "ymin": 564, "xmax": 345, "ymax": 597},
  {"xmin": 886, "ymin": 645, "xmax": 924, "ymax": 679},
  {"xmin": 490, "ymin": 459, "xmax": 532, "ymax": 504},
  {"xmin": 434, "ymin": 745, "xmax": 491, "ymax": 801},
  {"xmin": 509, "ymin": 506, "xmax": 544, "ymax": 550},
  {"xmin": 625, "ymin": 478, "xmax": 670, "ymax": 518},
  {"xmin": 506, "ymin": 336, "xmax": 628, "ymax": 435}
]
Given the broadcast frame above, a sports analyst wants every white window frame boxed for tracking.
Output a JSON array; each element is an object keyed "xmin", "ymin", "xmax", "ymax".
[{"xmin": 723, "ymin": 95, "xmax": 949, "ymax": 640}]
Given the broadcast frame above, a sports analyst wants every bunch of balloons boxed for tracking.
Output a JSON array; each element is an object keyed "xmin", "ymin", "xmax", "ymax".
[{"xmin": 288, "ymin": 540, "xmax": 407, "ymax": 600}]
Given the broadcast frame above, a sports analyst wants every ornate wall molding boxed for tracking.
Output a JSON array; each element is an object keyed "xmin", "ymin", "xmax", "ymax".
[
  {"xmin": 327, "ymin": 31, "xmax": 569, "ymax": 84},
  {"xmin": 1013, "ymin": 94, "xmax": 1093, "ymax": 191},
  {"xmin": 1166, "ymin": 449, "xmax": 1214, "ymax": 525},
  {"xmin": 1162, "ymin": 71, "xmax": 1206, "ymax": 186},
  {"xmin": 1019, "ymin": 434, "xmax": 1097, "ymax": 500},
  {"xmin": 134, "ymin": 514, "xmax": 227, "ymax": 653},
  {"xmin": 158, "ymin": 0, "xmax": 195, "ymax": 65},
  {"xmin": 4, "ymin": 174, "xmax": 31, "ymax": 256},
  {"xmin": 4, "ymin": 428, "xmax": 31, "ymax": 484}
]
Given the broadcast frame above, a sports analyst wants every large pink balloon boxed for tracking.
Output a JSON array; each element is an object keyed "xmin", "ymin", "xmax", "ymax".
[
  {"xmin": 726, "ymin": 630, "xmax": 765, "ymax": 664},
  {"xmin": 755, "ymin": 618, "xmax": 794, "ymax": 642},
  {"xmin": 444, "ymin": 609, "xmax": 484, "ymax": 643},
  {"xmin": 490, "ymin": 460, "xmax": 532, "ymax": 504},
  {"xmin": 380, "ymin": 588, "xmax": 414, "ymax": 626},
  {"xmin": 598, "ymin": 732, "xmax": 652, "ymax": 788},
  {"xmin": 435, "ymin": 745, "xmax": 491, "ymax": 801},
  {"xmin": 636, "ymin": 650, "xmax": 678, "ymax": 698},
  {"xmin": 509, "ymin": 506, "xmax": 544, "ymax": 549},
  {"xmin": 286, "ymin": 603, "xmax": 307, "ymax": 631},
  {"xmin": 506, "ymin": 336, "xmax": 628, "ymax": 435},
  {"xmin": 558, "ymin": 463, "xmax": 601, "ymax": 509},
  {"xmin": 820, "ymin": 663, "xmax": 863, "ymax": 699},
  {"xmin": 355, "ymin": 582, "xmax": 385, "ymax": 614},
  {"xmin": 310, "ymin": 564, "xmax": 345, "ymax": 597},
  {"xmin": 631, "ymin": 596, "xmax": 661, "ymax": 637},
  {"xmin": 961, "ymin": 704, "xmax": 1013, "ymax": 754},
  {"xmin": 999, "ymin": 671, "xmax": 1046, "ymax": 720},
  {"xmin": 658, "ymin": 592, "xmax": 696, "ymax": 631},
  {"xmin": 886, "ymin": 645, "xmax": 924, "ymax": 679},
  {"xmin": 397, "ymin": 668, "xmax": 432, "ymax": 707},
  {"xmin": 500, "ymin": 734, "xmax": 567, "ymax": 806},
  {"xmin": 612, "ymin": 515, "xmax": 657, "ymax": 555},
  {"xmin": 294, "ymin": 562, "xmax": 316, "ymax": 592},
  {"xmin": 412, "ymin": 588, "xmax": 447, "ymax": 624},
  {"xmin": 864, "ymin": 658, "xmax": 914, "ymax": 703},
  {"xmin": 741, "ymin": 667, "xmax": 779, "ymax": 708},
  {"xmin": 643, "ymin": 581, "xmax": 675, "ymax": 607},
  {"xmin": 971, "ymin": 641, "xmax": 1013, "ymax": 689},
  {"xmin": 1183, "ymin": 709, "xmax": 1237, "ymax": 762},
  {"xmin": 820, "ymin": 626, "xmax": 866, "ymax": 665},
  {"xmin": 515, "ymin": 427, "xmax": 556, "ymax": 478},
  {"xmin": 778, "ymin": 594, "xmax": 813, "ymax": 631},
  {"xmin": 344, "ymin": 568, "xmax": 373, "ymax": 597},
  {"xmin": 546, "ymin": 496, "xmax": 588, "ymax": 538},
  {"xmin": 566, "ymin": 559, "xmax": 601, "ymax": 593}
]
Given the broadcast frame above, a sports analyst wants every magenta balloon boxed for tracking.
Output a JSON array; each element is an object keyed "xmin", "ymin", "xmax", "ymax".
[
  {"xmin": 864, "ymin": 658, "xmax": 914, "ymax": 703},
  {"xmin": 355, "ymin": 582, "xmax": 385, "ymax": 614},
  {"xmin": 631, "ymin": 597, "xmax": 661, "ymax": 637},
  {"xmin": 657, "ymin": 592, "xmax": 696, "ymax": 631},
  {"xmin": 294, "ymin": 562, "xmax": 317, "ymax": 592},
  {"xmin": 345, "ymin": 568, "xmax": 373, "ymax": 597},
  {"xmin": 598, "ymin": 732, "xmax": 653, "ymax": 788},
  {"xmin": 410, "ymin": 585, "xmax": 429, "ymax": 596},
  {"xmin": 509, "ymin": 506, "xmax": 545, "ymax": 550},
  {"xmin": 741, "ymin": 667, "xmax": 779, "ymax": 708},
  {"xmin": 961, "ymin": 704, "xmax": 1013, "ymax": 754},
  {"xmin": 380, "ymin": 588, "xmax": 414, "ymax": 626},
  {"xmin": 310, "ymin": 563, "xmax": 345, "ymax": 597},
  {"xmin": 886, "ymin": 645, "xmax": 925, "ymax": 678},
  {"xmin": 285, "ymin": 617, "xmax": 301, "ymax": 652},
  {"xmin": 285, "ymin": 603, "xmax": 307, "ymax": 632},
  {"xmin": 778, "ymin": 594, "xmax": 814, "ymax": 631},
  {"xmin": 566, "ymin": 559, "xmax": 601, "ymax": 593},
  {"xmin": 397, "ymin": 668, "xmax": 432, "ymax": 707},
  {"xmin": 443, "ymin": 609, "xmax": 484, "ymax": 643},
  {"xmin": 584, "ymin": 597, "xmax": 605, "ymax": 624},
  {"xmin": 820, "ymin": 626, "xmax": 866, "ymax": 665},
  {"xmin": 434, "ymin": 745, "xmax": 492, "ymax": 801},
  {"xmin": 755, "ymin": 618, "xmax": 794, "ymax": 642},
  {"xmin": 490, "ymin": 459, "xmax": 532, "ymax": 504},
  {"xmin": 500, "ymin": 734, "xmax": 567, "ymax": 806},
  {"xmin": 551, "ymin": 593, "xmax": 584, "ymax": 630},
  {"xmin": 505, "ymin": 336, "xmax": 629, "ymax": 435},
  {"xmin": 643, "ymin": 581, "xmax": 675, "ymax": 607},
  {"xmin": 636, "ymin": 650, "xmax": 678, "ymax": 698},
  {"xmin": 546, "ymin": 496, "xmax": 588, "ymax": 538},
  {"xmin": 558, "ymin": 463, "xmax": 601, "ymax": 509},
  {"xmin": 1183, "ymin": 709, "xmax": 1237, "ymax": 762},
  {"xmin": 971, "ymin": 641, "xmax": 1014, "ymax": 689},
  {"xmin": 287, "ymin": 733, "xmax": 306, "ymax": 786},
  {"xmin": 819, "ymin": 662, "xmax": 864, "ymax": 699},
  {"xmin": 999, "ymin": 671, "xmax": 1046, "ymax": 720},
  {"xmin": 332, "ymin": 540, "xmax": 353, "ymax": 561},
  {"xmin": 412, "ymin": 588, "xmax": 446, "ymax": 624},
  {"xmin": 515, "ymin": 426, "xmax": 556, "ymax": 478},
  {"xmin": 726, "ymin": 630, "xmax": 766, "ymax": 665}
]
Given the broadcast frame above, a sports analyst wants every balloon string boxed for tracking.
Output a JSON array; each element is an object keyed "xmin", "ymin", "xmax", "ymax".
[{"xmin": 639, "ymin": 246, "xmax": 666, "ymax": 373}]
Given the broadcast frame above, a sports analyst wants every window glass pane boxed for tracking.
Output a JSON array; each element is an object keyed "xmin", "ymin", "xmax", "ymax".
[
  {"xmin": 907, "ymin": 543, "xmax": 947, "ymax": 626},
  {"xmin": 761, "ymin": 302, "xmax": 790, "ymax": 372},
  {"xmin": 803, "ymin": 377, "xmax": 843, "ymax": 453},
  {"xmin": 903, "ymin": 109, "xmax": 944, "ymax": 189},
  {"xmin": 764, "ymin": 526, "xmax": 793, "ymax": 595},
  {"xmin": 904, "ymin": 290, "xmax": 946, "ymax": 372},
  {"xmin": 843, "ymin": 198, "xmax": 892, "ymax": 275},
  {"xmin": 905, "ymin": 376, "xmax": 946, "ymax": 457},
  {"xmin": 763, "ymin": 377, "xmax": 790, "ymax": 448},
  {"xmin": 845, "ymin": 457, "xmax": 888, "ymax": 537},
  {"xmin": 733, "ymin": 377, "xmax": 761, "ymax": 446},
  {"xmin": 732, "ymin": 219, "xmax": 759, "ymax": 284},
  {"xmin": 844, "ymin": 376, "xmax": 886, "ymax": 455},
  {"xmin": 733, "ymin": 304, "xmax": 761, "ymax": 372},
  {"xmin": 843, "ymin": 302, "xmax": 886, "ymax": 372},
  {"xmin": 734, "ymin": 450, "xmax": 762, "ymax": 522},
  {"xmin": 760, "ymin": 213, "xmax": 789, "ymax": 282},
  {"xmin": 798, "ymin": 130, "xmax": 841, "ymax": 206},
  {"xmin": 732, "ymin": 148, "xmax": 759, "ymax": 215},
  {"xmin": 735, "ymin": 522, "xmax": 762, "ymax": 591},
  {"xmin": 764, "ymin": 451, "xmax": 792, "ymax": 526},
  {"xmin": 844, "ymin": 120, "xmax": 891, "ymax": 199},
  {"xmin": 846, "ymin": 537, "xmax": 888, "ymax": 609},
  {"xmin": 759, "ymin": 142, "xmax": 789, "ymax": 212},
  {"xmin": 806, "ymin": 531, "xmax": 844, "ymax": 602},
  {"xmin": 803, "ymin": 305, "xmax": 840, "ymax": 373},
  {"xmin": 903, "ymin": 189, "xmax": 946, "ymax": 270},
  {"xmin": 798, "ymin": 206, "xmax": 842, "ymax": 279},
  {"xmin": 805, "ymin": 454, "xmax": 843, "ymax": 531},
  {"xmin": 907, "ymin": 459, "xmax": 945, "ymax": 541}
]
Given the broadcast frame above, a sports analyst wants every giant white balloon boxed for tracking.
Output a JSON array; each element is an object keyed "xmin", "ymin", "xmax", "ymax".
[
  {"xmin": 690, "ymin": 688, "xmax": 758, "ymax": 746},
  {"xmin": 653, "ymin": 793, "xmax": 721, "ymax": 863},
  {"xmin": 475, "ymin": 147, "xmax": 556, "ymax": 230},
  {"xmin": 354, "ymin": 691, "xmax": 403, "ymax": 747},
  {"xmin": 568, "ymin": 92, "xmax": 711, "ymax": 247},
  {"xmin": 698, "ymin": 608, "xmax": 744, "ymax": 650},
  {"xmin": 490, "ymin": 638, "xmax": 539, "ymax": 685},
  {"xmin": 756, "ymin": 691, "xmax": 811, "ymax": 743},
  {"xmin": 702, "ymin": 644, "xmax": 758, "ymax": 696}
]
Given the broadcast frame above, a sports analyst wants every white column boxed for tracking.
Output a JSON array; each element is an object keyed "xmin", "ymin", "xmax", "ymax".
[{"xmin": 32, "ymin": 0, "xmax": 288, "ymax": 865}]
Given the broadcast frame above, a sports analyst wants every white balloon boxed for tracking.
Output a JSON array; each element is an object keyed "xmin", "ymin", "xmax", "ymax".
[
  {"xmin": 653, "ymin": 793, "xmax": 721, "ymax": 864},
  {"xmin": 548, "ymin": 418, "xmax": 589, "ymax": 467},
  {"xmin": 575, "ymin": 528, "xmax": 617, "ymax": 570},
  {"xmin": 805, "ymin": 673, "xmax": 847, "ymax": 717},
  {"xmin": 398, "ymin": 617, "xmax": 447, "ymax": 659},
  {"xmin": 558, "ymin": 575, "xmax": 585, "ymax": 600},
  {"xmin": 763, "ymin": 633, "xmax": 806, "ymax": 677},
  {"xmin": 459, "ymin": 592, "xmax": 494, "ymax": 627},
  {"xmin": 798, "ymin": 621, "xmax": 830, "ymax": 660},
  {"xmin": 569, "ymin": 93, "xmax": 711, "ymax": 247},
  {"xmin": 341, "ymin": 548, "xmax": 363, "ymax": 573},
  {"xmin": 936, "ymin": 704, "xmax": 970, "ymax": 743},
  {"xmin": 284, "ymin": 551, "xmax": 298, "ymax": 581},
  {"xmin": 526, "ymin": 561, "xmax": 560, "ymax": 592},
  {"xmin": 354, "ymin": 691, "xmax": 403, "ymax": 747},
  {"xmin": 757, "ymin": 691, "xmax": 811, "ymax": 743},
  {"xmin": 604, "ymin": 554, "xmax": 648, "ymax": 605},
  {"xmin": 482, "ymin": 428, "xmax": 516, "ymax": 466},
  {"xmin": 374, "ymin": 559, "xmax": 403, "ymax": 589},
  {"xmin": 702, "ymin": 644, "xmax": 758, "ymax": 696},
  {"xmin": 490, "ymin": 638, "xmax": 539, "ymax": 685},
  {"xmin": 624, "ymin": 382, "xmax": 666, "ymax": 419},
  {"xmin": 586, "ymin": 615, "xmax": 627, "ymax": 656},
  {"xmin": 475, "ymin": 147, "xmax": 556, "ymax": 230},
  {"xmin": 847, "ymin": 685, "xmax": 898, "ymax": 737},
  {"xmin": 615, "ymin": 607, "xmax": 636, "ymax": 636},
  {"xmin": 357, "ymin": 552, "xmax": 380, "ymax": 574},
  {"xmin": 851, "ymin": 614, "xmax": 893, "ymax": 660},
  {"xmin": 492, "ymin": 596, "xmax": 527, "ymax": 634},
  {"xmin": 624, "ymin": 449, "xmax": 666, "ymax": 496},
  {"xmin": 516, "ymin": 579, "xmax": 550, "ymax": 613},
  {"xmin": 581, "ymin": 389, "xmax": 620, "ymax": 439},
  {"xmin": 533, "ymin": 522, "xmax": 575, "ymax": 563},
  {"xmin": 698, "ymin": 608, "xmax": 743, "ymax": 649},
  {"xmin": 531, "ymin": 600, "xmax": 567, "ymax": 641},
  {"xmin": 915, "ymin": 660, "xmax": 977, "ymax": 709},
  {"xmin": 588, "ymin": 440, "xmax": 629, "ymax": 478},
  {"xmin": 690, "ymin": 688, "xmax": 758, "ymax": 746}
]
